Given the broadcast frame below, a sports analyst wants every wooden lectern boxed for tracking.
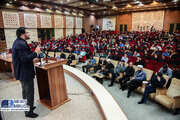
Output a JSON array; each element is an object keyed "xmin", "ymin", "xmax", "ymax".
[{"xmin": 35, "ymin": 59, "xmax": 70, "ymax": 110}]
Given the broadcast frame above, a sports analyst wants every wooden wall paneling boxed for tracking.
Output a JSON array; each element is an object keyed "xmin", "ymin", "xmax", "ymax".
[
  {"xmin": 37, "ymin": 12, "xmax": 41, "ymax": 28},
  {"xmin": 163, "ymin": 10, "xmax": 180, "ymax": 32},
  {"xmin": 19, "ymin": 11, "xmax": 25, "ymax": 27},
  {"xmin": 0, "ymin": 9, "xmax": 4, "ymax": 28},
  {"xmin": 63, "ymin": 15, "xmax": 66, "ymax": 37}
]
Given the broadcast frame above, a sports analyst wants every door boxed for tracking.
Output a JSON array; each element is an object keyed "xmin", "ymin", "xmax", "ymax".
[
  {"xmin": 169, "ymin": 23, "xmax": 174, "ymax": 34},
  {"xmin": 120, "ymin": 24, "xmax": 123, "ymax": 32},
  {"xmin": 124, "ymin": 24, "xmax": 127, "ymax": 31},
  {"xmin": 176, "ymin": 23, "xmax": 180, "ymax": 31}
]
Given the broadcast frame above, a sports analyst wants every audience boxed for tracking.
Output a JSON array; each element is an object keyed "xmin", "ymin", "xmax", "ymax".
[
  {"xmin": 119, "ymin": 62, "xmax": 135, "ymax": 90},
  {"xmin": 82, "ymin": 56, "xmax": 96, "ymax": 74},
  {"xmin": 138, "ymin": 72, "xmax": 166, "ymax": 104},
  {"xmin": 123, "ymin": 65, "xmax": 146, "ymax": 98}
]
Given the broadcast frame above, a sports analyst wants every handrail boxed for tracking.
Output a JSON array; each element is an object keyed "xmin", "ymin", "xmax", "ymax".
[{"xmin": 63, "ymin": 65, "xmax": 128, "ymax": 120}]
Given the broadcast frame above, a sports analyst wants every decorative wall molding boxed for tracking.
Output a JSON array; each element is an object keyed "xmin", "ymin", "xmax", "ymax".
[
  {"xmin": 66, "ymin": 16, "xmax": 74, "ymax": 28},
  {"xmin": 54, "ymin": 14, "xmax": 64, "ymax": 28},
  {"xmin": 2, "ymin": 10, "xmax": 20, "ymax": 28},
  {"xmin": 76, "ymin": 17, "xmax": 82, "ymax": 28},
  {"xmin": 132, "ymin": 10, "xmax": 165, "ymax": 31},
  {"xmin": 24, "ymin": 12, "xmax": 37, "ymax": 28},
  {"xmin": 40, "ymin": 13, "xmax": 52, "ymax": 28}
]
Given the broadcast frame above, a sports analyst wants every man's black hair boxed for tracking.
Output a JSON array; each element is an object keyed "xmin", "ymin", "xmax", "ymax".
[
  {"xmin": 157, "ymin": 72, "xmax": 163, "ymax": 77},
  {"xmin": 16, "ymin": 27, "xmax": 27, "ymax": 38}
]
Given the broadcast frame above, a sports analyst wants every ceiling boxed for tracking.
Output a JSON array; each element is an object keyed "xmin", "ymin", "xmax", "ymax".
[{"xmin": 0, "ymin": 0, "xmax": 180, "ymax": 16}]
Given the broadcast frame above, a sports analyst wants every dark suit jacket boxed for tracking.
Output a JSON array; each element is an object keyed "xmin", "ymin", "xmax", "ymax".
[{"xmin": 12, "ymin": 38, "xmax": 37, "ymax": 81}]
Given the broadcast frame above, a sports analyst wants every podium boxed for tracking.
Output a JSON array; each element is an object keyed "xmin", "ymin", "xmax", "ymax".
[{"xmin": 35, "ymin": 59, "xmax": 70, "ymax": 110}]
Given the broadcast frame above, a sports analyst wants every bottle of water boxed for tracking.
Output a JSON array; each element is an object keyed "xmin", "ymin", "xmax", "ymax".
[
  {"xmin": 1, "ymin": 52, "xmax": 3, "ymax": 57},
  {"xmin": 57, "ymin": 55, "xmax": 60, "ymax": 60}
]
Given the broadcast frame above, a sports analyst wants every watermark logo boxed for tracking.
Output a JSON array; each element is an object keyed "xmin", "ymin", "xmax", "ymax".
[{"xmin": 1, "ymin": 99, "xmax": 30, "ymax": 111}]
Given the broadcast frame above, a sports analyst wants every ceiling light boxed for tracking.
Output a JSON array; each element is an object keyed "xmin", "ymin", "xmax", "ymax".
[
  {"xmin": 60, "ymin": 1, "xmax": 63, "ymax": 3},
  {"xmin": 6, "ymin": 3, "xmax": 10, "ymax": 6},
  {"xmin": 9, "ymin": 1, "xmax": 12, "ymax": 3},
  {"xmin": 67, "ymin": 0, "xmax": 70, "ymax": 2},
  {"xmin": 112, "ymin": 5, "xmax": 117, "ymax": 9},
  {"xmin": 14, "ymin": 0, "xmax": 17, "ymax": 1},
  {"xmin": 80, "ymin": 2, "xmax": 83, "ymax": 5},
  {"xmin": 30, "ymin": 2, "xmax": 33, "ymax": 4},
  {"xmin": 46, "ymin": 8, "xmax": 49, "ymax": 11}
]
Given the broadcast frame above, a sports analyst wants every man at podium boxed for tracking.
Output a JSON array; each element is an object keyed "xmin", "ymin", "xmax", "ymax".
[{"xmin": 12, "ymin": 27, "xmax": 41, "ymax": 118}]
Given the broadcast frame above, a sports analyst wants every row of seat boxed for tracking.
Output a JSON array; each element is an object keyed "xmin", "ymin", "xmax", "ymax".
[
  {"xmin": 89, "ymin": 57, "xmax": 180, "ymax": 114},
  {"xmin": 48, "ymin": 52, "xmax": 180, "ymax": 113}
]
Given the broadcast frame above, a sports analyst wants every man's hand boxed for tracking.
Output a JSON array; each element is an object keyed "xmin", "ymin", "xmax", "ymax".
[{"xmin": 35, "ymin": 45, "xmax": 41, "ymax": 55}]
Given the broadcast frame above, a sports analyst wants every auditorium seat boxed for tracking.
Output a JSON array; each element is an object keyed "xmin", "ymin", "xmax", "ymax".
[
  {"xmin": 128, "ymin": 56, "xmax": 137, "ymax": 64},
  {"xmin": 146, "ymin": 60, "xmax": 157, "ymax": 71},
  {"xmin": 154, "ymin": 62, "xmax": 166, "ymax": 73},
  {"xmin": 155, "ymin": 78, "xmax": 180, "ymax": 114}
]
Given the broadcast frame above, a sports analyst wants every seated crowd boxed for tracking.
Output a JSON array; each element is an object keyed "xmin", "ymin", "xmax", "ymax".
[{"xmin": 28, "ymin": 30, "xmax": 180, "ymax": 114}]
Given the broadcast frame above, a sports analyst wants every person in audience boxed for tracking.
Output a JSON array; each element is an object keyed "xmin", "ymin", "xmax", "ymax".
[
  {"xmin": 151, "ymin": 53, "xmax": 159, "ymax": 62},
  {"xmin": 113, "ymin": 51, "xmax": 121, "ymax": 61},
  {"xmin": 172, "ymin": 65, "xmax": 180, "ymax": 79},
  {"xmin": 119, "ymin": 62, "xmax": 135, "ymax": 90},
  {"xmin": 94, "ymin": 57, "xmax": 107, "ymax": 73},
  {"xmin": 138, "ymin": 72, "xmax": 166, "ymax": 104},
  {"xmin": 100, "ymin": 59, "xmax": 115, "ymax": 85},
  {"xmin": 125, "ymin": 49, "xmax": 133, "ymax": 57},
  {"xmin": 74, "ymin": 48, "xmax": 80, "ymax": 55},
  {"xmin": 106, "ymin": 52, "xmax": 113, "ymax": 59},
  {"xmin": 123, "ymin": 65, "xmax": 146, "ymax": 98},
  {"xmin": 100, "ymin": 51, "xmax": 107, "ymax": 58},
  {"xmin": 160, "ymin": 55, "xmax": 167, "ymax": 63},
  {"xmin": 142, "ymin": 50, "xmax": 149, "ymax": 60},
  {"xmin": 115, "ymin": 60, "xmax": 127, "ymax": 75},
  {"xmin": 134, "ymin": 57, "xmax": 145, "ymax": 66},
  {"xmin": 108, "ymin": 60, "xmax": 127, "ymax": 87},
  {"xmin": 82, "ymin": 56, "xmax": 96, "ymax": 74},
  {"xmin": 133, "ymin": 50, "xmax": 140, "ymax": 57},
  {"xmin": 86, "ymin": 48, "xmax": 91, "ymax": 59},
  {"xmin": 170, "ymin": 50, "xmax": 179, "ymax": 65},
  {"xmin": 77, "ymin": 49, "xmax": 86, "ymax": 64},
  {"xmin": 60, "ymin": 51, "xmax": 66, "ymax": 59},
  {"xmin": 93, "ymin": 50, "xmax": 100, "ymax": 57},
  {"xmin": 67, "ymin": 52, "xmax": 75, "ymax": 66},
  {"xmin": 159, "ymin": 64, "xmax": 173, "ymax": 88},
  {"xmin": 162, "ymin": 49, "xmax": 170, "ymax": 57},
  {"xmin": 121, "ymin": 53, "xmax": 129, "ymax": 63}
]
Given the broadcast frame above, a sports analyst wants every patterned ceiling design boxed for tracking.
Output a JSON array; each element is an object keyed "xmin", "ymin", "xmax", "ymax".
[{"xmin": 1, "ymin": 0, "xmax": 180, "ymax": 16}]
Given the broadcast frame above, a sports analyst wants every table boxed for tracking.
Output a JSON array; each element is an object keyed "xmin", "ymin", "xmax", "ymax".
[
  {"xmin": 0, "ymin": 54, "xmax": 16, "ymax": 81},
  {"xmin": 93, "ymin": 73, "xmax": 104, "ymax": 84}
]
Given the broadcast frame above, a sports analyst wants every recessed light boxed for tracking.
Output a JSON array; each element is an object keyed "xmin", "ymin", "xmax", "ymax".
[
  {"xmin": 6, "ymin": 3, "xmax": 10, "ymax": 6},
  {"xmin": 9, "ymin": 1, "xmax": 12, "ymax": 3},
  {"xmin": 30, "ymin": 2, "xmax": 33, "ymax": 4}
]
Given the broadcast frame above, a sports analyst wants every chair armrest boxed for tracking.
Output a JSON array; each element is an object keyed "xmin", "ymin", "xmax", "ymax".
[
  {"xmin": 70, "ymin": 60, "xmax": 77, "ymax": 65},
  {"xmin": 156, "ymin": 88, "xmax": 167, "ymax": 96},
  {"xmin": 172, "ymin": 97, "xmax": 180, "ymax": 109}
]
